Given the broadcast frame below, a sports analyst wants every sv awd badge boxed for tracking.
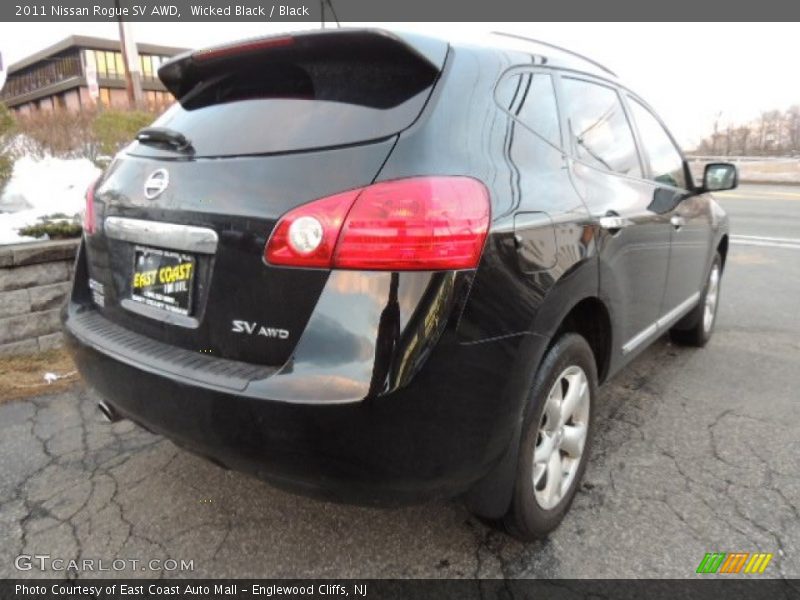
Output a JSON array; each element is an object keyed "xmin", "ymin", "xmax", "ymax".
[{"xmin": 231, "ymin": 320, "xmax": 289, "ymax": 340}]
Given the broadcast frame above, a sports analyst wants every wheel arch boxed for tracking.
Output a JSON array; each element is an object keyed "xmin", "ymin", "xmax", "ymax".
[
  {"xmin": 717, "ymin": 234, "xmax": 729, "ymax": 272},
  {"xmin": 548, "ymin": 296, "xmax": 613, "ymax": 384},
  {"xmin": 464, "ymin": 258, "xmax": 613, "ymax": 518},
  {"xmin": 529, "ymin": 256, "xmax": 611, "ymax": 383}
]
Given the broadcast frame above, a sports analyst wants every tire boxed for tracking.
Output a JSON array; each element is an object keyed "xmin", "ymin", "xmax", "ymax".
[
  {"xmin": 669, "ymin": 252, "xmax": 722, "ymax": 348},
  {"xmin": 502, "ymin": 333, "xmax": 597, "ymax": 541}
]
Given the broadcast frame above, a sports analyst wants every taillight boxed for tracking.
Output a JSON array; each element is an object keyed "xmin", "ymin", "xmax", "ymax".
[
  {"xmin": 264, "ymin": 189, "xmax": 359, "ymax": 268},
  {"xmin": 265, "ymin": 177, "xmax": 490, "ymax": 271},
  {"xmin": 83, "ymin": 177, "xmax": 99, "ymax": 235}
]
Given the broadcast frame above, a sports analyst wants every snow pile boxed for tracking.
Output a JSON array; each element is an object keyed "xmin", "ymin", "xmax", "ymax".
[{"xmin": 0, "ymin": 156, "xmax": 101, "ymax": 245}]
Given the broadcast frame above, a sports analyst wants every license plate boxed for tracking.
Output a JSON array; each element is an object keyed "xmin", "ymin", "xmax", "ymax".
[{"xmin": 130, "ymin": 246, "xmax": 196, "ymax": 315}]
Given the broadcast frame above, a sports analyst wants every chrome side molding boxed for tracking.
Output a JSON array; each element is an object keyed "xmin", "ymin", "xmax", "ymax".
[
  {"xmin": 104, "ymin": 217, "xmax": 218, "ymax": 254},
  {"xmin": 655, "ymin": 292, "xmax": 701, "ymax": 330},
  {"xmin": 621, "ymin": 292, "xmax": 701, "ymax": 355},
  {"xmin": 620, "ymin": 322, "xmax": 658, "ymax": 356}
]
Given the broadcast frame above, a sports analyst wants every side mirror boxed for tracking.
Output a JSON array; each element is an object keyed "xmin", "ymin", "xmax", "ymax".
[{"xmin": 702, "ymin": 162, "xmax": 738, "ymax": 192}]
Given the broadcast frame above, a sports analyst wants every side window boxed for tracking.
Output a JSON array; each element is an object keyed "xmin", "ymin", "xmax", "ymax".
[
  {"xmin": 628, "ymin": 97, "xmax": 687, "ymax": 189},
  {"xmin": 496, "ymin": 71, "xmax": 561, "ymax": 149},
  {"xmin": 560, "ymin": 77, "xmax": 641, "ymax": 178}
]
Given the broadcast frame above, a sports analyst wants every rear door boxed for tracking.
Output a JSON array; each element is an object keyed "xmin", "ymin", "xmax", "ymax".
[
  {"xmin": 625, "ymin": 95, "xmax": 712, "ymax": 317},
  {"xmin": 557, "ymin": 75, "xmax": 672, "ymax": 357},
  {"xmin": 85, "ymin": 30, "xmax": 447, "ymax": 368}
]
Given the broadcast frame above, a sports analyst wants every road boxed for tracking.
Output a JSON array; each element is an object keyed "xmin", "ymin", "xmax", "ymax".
[
  {"xmin": 1, "ymin": 184, "xmax": 798, "ymax": 579},
  {"xmin": 714, "ymin": 184, "xmax": 800, "ymax": 240}
]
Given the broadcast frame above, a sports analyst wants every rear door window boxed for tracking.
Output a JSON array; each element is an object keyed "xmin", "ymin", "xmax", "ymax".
[
  {"xmin": 559, "ymin": 77, "xmax": 642, "ymax": 178},
  {"xmin": 627, "ymin": 97, "xmax": 687, "ymax": 189}
]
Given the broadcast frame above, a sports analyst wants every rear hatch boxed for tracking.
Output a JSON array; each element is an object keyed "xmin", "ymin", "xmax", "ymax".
[{"xmin": 84, "ymin": 29, "xmax": 447, "ymax": 367}]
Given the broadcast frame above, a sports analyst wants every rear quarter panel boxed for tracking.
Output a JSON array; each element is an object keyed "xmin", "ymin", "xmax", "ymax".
[{"xmin": 380, "ymin": 47, "xmax": 598, "ymax": 344}]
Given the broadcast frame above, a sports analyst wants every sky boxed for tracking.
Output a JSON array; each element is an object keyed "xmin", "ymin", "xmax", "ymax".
[{"xmin": 0, "ymin": 21, "xmax": 798, "ymax": 148}]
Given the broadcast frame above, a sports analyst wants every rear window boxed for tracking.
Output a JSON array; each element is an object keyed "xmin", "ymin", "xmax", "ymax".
[
  {"xmin": 129, "ymin": 35, "xmax": 442, "ymax": 158},
  {"xmin": 496, "ymin": 71, "xmax": 562, "ymax": 149},
  {"xmin": 137, "ymin": 92, "xmax": 431, "ymax": 158}
]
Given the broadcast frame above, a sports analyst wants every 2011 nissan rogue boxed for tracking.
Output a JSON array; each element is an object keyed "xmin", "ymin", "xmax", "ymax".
[{"xmin": 63, "ymin": 29, "xmax": 737, "ymax": 539}]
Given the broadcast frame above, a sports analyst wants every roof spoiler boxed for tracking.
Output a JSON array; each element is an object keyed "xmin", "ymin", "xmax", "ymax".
[{"xmin": 158, "ymin": 28, "xmax": 449, "ymax": 102}]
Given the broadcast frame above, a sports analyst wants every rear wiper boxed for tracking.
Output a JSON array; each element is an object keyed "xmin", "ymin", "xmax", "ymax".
[{"xmin": 136, "ymin": 127, "xmax": 194, "ymax": 153}]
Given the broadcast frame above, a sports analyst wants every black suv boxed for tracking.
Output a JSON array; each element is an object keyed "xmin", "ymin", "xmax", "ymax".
[{"xmin": 63, "ymin": 29, "xmax": 736, "ymax": 539}]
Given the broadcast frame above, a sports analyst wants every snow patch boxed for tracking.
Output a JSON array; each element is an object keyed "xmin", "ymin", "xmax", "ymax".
[{"xmin": 0, "ymin": 156, "xmax": 101, "ymax": 245}]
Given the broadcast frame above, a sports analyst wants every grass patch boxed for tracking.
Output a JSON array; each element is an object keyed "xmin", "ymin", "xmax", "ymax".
[
  {"xmin": 18, "ymin": 220, "xmax": 82, "ymax": 240},
  {"xmin": 0, "ymin": 347, "xmax": 81, "ymax": 403}
]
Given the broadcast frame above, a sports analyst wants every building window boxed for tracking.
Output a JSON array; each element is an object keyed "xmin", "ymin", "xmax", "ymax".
[
  {"xmin": 96, "ymin": 51, "xmax": 107, "ymax": 77},
  {"xmin": 145, "ymin": 90, "xmax": 171, "ymax": 109},
  {"xmin": 0, "ymin": 45, "xmax": 181, "ymax": 109},
  {"xmin": 99, "ymin": 87, "xmax": 112, "ymax": 107},
  {"xmin": 84, "ymin": 49, "xmax": 146, "ymax": 82},
  {"xmin": 105, "ymin": 51, "xmax": 117, "ymax": 77},
  {"xmin": 141, "ymin": 54, "xmax": 163, "ymax": 80},
  {"xmin": 0, "ymin": 50, "xmax": 81, "ymax": 103}
]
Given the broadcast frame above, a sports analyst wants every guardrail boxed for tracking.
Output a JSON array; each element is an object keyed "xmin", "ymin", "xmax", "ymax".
[
  {"xmin": 687, "ymin": 155, "xmax": 800, "ymax": 163},
  {"xmin": 688, "ymin": 156, "xmax": 800, "ymax": 185}
]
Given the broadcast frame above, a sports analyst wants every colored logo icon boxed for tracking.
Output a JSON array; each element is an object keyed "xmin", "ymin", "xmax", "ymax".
[{"xmin": 696, "ymin": 552, "xmax": 773, "ymax": 574}]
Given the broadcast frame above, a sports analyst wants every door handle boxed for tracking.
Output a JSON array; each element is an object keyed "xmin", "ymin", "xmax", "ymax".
[
  {"xmin": 670, "ymin": 215, "xmax": 686, "ymax": 230},
  {"xmin": 598, "ymin": 215, "xmax": 630, "ymax": 232}
]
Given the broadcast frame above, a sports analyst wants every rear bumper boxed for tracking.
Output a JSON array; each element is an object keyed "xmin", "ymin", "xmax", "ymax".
[
  {"xmin": 64, "ymin": 232, "xmax": 547, "ymax": 505},
  {"xmin": 64, "ymin": 300, "xmax": 545, "ymax": 505}
]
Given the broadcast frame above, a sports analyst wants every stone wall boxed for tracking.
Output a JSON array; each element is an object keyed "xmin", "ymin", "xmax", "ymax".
[{"xmin": 0, "ymin": 239, "xmax": 79, "ymax": 356}]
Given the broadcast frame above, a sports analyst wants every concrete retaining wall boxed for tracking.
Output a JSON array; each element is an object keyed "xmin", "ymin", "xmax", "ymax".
[{"xmin": 0, "ymin": 239, "xmax": 79, "ymax": 356}]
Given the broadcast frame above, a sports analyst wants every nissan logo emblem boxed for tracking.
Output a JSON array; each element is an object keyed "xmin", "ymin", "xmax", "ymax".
[{"xmin": 144, "ymin": 169, "xmax": 169, "ymax": 199}]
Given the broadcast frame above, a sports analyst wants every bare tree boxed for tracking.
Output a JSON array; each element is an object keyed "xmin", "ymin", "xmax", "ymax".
[
  {"xmin": 786, "ymin": 105, "xmax": 800, "ymax": 155},
  {"xmin": 691, "ymin": 105, "xmax": 800, "ymax": 157},
  {"xmin": 735, "ymin": 126, "xmax": 751, "ymax": 155}
]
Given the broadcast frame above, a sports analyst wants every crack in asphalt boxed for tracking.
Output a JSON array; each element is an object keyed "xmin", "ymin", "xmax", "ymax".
[{"xmin": 0, "ymin": 327, "xmax": 797, "ymax": 579}]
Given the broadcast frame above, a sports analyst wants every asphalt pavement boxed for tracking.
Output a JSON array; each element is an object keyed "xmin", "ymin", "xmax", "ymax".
[{"xmin": 1, "ymin": 184, "xmax": 798, "ymax": 579}]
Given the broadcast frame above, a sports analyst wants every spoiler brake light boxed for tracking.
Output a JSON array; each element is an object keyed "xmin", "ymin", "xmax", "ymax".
[{"xmin": 192, "ymin": 36, "xmax": 295, "ymax": 62}]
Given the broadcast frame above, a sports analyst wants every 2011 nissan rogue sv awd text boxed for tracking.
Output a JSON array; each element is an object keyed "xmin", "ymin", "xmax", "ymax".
[{"xmin": 63, "ymin": 29, "xmax": 737, "ymax": 539}]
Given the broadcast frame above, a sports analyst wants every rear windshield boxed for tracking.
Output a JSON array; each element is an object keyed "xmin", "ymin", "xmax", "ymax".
[
  {"xmin": 132, "ymin": 92, "xmax": 430, "ymax": 158},
  {"xmin": 129, "ymin": 50, "xmax": 439, "ymax": 158}
]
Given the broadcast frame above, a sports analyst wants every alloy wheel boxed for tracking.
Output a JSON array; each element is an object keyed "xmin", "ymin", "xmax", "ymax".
[
  {"xmin": 532, "ymin": 365, "xmax": 591, "ymax": 510},
  {"xmin": 703, "ymin": 264, "xmax": 720, "ymax": 334}
]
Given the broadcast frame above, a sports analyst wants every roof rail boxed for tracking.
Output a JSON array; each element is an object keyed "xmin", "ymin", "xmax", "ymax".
[{"xmin": 492, "ymin": 32, "xmax": 618, "ymax": 78}]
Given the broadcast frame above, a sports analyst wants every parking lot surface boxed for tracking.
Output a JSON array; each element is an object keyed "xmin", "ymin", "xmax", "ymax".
[{"xmin": 1, "ymin": 184, "xmax": 798, "ymax": 579}]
